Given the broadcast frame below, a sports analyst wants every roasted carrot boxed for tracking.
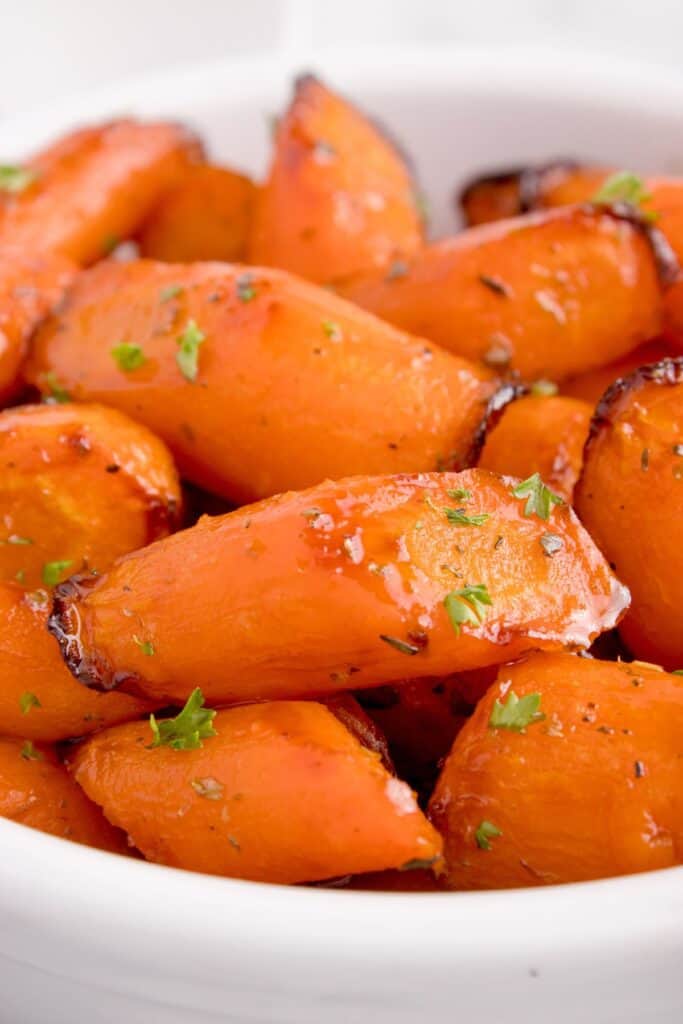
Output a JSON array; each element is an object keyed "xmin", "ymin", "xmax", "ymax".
[
  {"xmin": 0, "ymin": 736, "xmax": 125, "ymax": 851},
  {"xmin": 478, "ymin": 393, "xmax": 593, "ymax": 500},
  {"xmin": 71, "ymin": 700, "xmax": 442, "ymax": 883},
  {"xmin": 576, "ymin": 358, "xmax": 683, "ymax": 668},
  {"xmin": 138, "ymin": 164, "xmax": 256, "ymax": 263},
  {"xmin": 339, "ymin": 206, "xmax": 663, "ymax": 381},
  {"xmin": 26, "ymin": 260, "xmax": 499, "ymax": 503},
  {"xmin": 561, "ymin": 339, "xmax": 675, "ymax": 405},
  {"xmin": 0, "ymin": 119, "xmax": 202, "ymax": 265},
  {"xmin": 0, "ymin": 248, "xmax": 76, "ymax": 402},
  {"xmin": 0, "ymin": 402, "xmax": 181, "ymax": 590},
  {"xmin": 48, "ymin": 469, "xmax": 627, "ymax": 705},
  {"xmin": 248, "ymin": 75, "xmax": 423, "ymax": 283},
  {"xmin": 429, "ymin": 651, "xmax": 683, "ymax": 888},
  {"xmin": 458, "ymin": 162, "xmax": 606, "ymax": 226},
  {"xmin": 0, "ymin": 582, "xmax": 152, "ymax": 742}
]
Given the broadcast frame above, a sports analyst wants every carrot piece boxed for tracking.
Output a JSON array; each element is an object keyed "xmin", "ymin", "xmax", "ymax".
[
  {"xmin": 138, "ymin": 164, "xmax": 256, "ymax": 263},
  {"xmin": 248, "ymin": 75, "xmax": 423, "ymax": 283},
  {"xmin": 323, "ymin": 693, "xmax": 393, "ymax": 772},
  {"xmin": 561, "ymin": 339, "xmax": 675, "ymax": 405},
  {"xmin": 478, "ymin": 393, "xmax": 593, "ymax": 501},
  {"xmin": 71, "ymin": 700, "xmax": 441, "ymax": 883},
  {"xmin": 26, "ymin": 260, "xmax": 499, "ymax": 503},
  {"xmin": 340, "ymin": 206, "xmax": 663, "ymax": 381},
  {"xmin": 0, "ymin": 119, "xmax": 203, "ymax": 265},
  {"xmin": 0, "ymin": 248, "xmax": 75, "ymax": 402},
  {"xmin": 0, "ymin": 403, "xmax": 181, "ymax": 590},
  {"xmin": 458, "ymin": 163, "xmax": 608, "ymax": 226},
  {"xmin": 0, "ymin": 736, "xmax": 125, "ymax": 851},
  {"xmin": 575, "ymin": 358, "xmax": 683, "ymax": 668},
  {"xmin": 0, "ymin": 582, "xmax": 152, "ymax": 742},
  {"xmin": 48, "ymin": 469, "xmax": 628, "ymax": 705},
  {"xmin": 429, "ymin": 651, "xmax": 683, "ymax": 888}
]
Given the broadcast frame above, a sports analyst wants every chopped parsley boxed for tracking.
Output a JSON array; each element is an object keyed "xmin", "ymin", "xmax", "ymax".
[
  {"xmin": 592, "ymin": 171, "xmax": 656, "ymax": 220},
  {"xmin": 111, "ymin": 342, "xmax": 146, "ymax": 372},
  {"xmin": 446, "ymin": 488, "xmax": 471, "ymax": 501},
  {"xmin": 133, "ymin": 635, "xmax": 155, "ymax": 657},
  {"xmin": 379, "ymin": 634, "xmax": 421, "ymax": 656},
  {"xmin": 176, "ymin": 320, "xmax": 205, "ymax": 382},
  {"xmin": 322, "ymin": 319, "xmax": 342, "ymax": 341},
  {"xmin": 530, "ymin": 379, "xmax": 558, "ymax": 397},
  {"xmin": 148, "ymin": 688, "xmax": 217, "ymax": 750},
  {"xmin": 426, "ymin": 495, "xmax": 489, "ymax": 526},
  {"xmin": 20, "ymin": 740, "xmax": 43, "ymax": 761},
  {"xmin": 511, "ymin": 473, "xmax": 563, "ymax": 520},
  {"xmin": 0, "ymin": 164, "xmax": 36, "ymax": 194},
  {"xmin": 42, "ymin": 371, "xmax": 71, "ymax": 404},
  {"xmin": 42, "ymin": 560, "xmax": 73, "ymax": 587},
  {"xmin": 159, "ymin": 284, "xmax": 183, "ymax": 303},
  {"xmin": 236, "ymin": 273, "xmax": 257, "ymax": 303},
  {"xmin": 443, "ymin": 583, "xmax": 492, "ymax": 635},
  {"xmin": 19, "ymin": 692, "xmax": 41, "ymax": 715},
  {"xmin": 399, "ymin": 856, "xmax": 441, "ymax": 872},
  {"xmin": 475, "ymin": 820, "xmax": 502, "ymax": 850},
  {"xmin": 489, "ymin": 690, "xmax": 545, "ymax": 731}
]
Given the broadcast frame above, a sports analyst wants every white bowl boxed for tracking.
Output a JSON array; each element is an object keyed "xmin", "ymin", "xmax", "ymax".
[{"xmin": 2, "ymin": 45, "xmax": 683, "ymax": 1024}]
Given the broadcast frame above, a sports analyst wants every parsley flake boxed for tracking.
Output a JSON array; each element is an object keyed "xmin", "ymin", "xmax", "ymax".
[
  {"xmin": 20, "ymin": 740, "xmax": 43, "ymax": 761},
  {"xmin": 176, "ymin": 320, "xmax": 205, "ymax": 382},
  {"xmin": 592, "ymin": 171, "xmax": 656, "ymax": 220},
  {"xmin": 322, "ymin": 319, "xmax": 342, "ymax": 341},
  {"xmin": 236, "ymin": 273, "xmax": 257, "ymax": 303},
  {"xmin": 489, "ymin": 690, "xmax": 545, "ymax": 731},
  {"xmin": 399, "ymin": 856, "xmax": 441, "ymax": 872},
  {"xmin": 42, "ymin": 560, "xmax": 73, "ymax": 587},
  {"xmin": 19, "ymin": 692, "xmax": 41, "ymax": 715},
  {"xmin": 133, "ymin": 635, "xmax": 155, "ymax": 657},
  {"xmin": 159, "ymin": 284, "xmax": 183, "ymax": 303},
  {"xmin": 530, "ymin": 379, "xmax": 558, "ymax": 397},
  {"xmin": 0, "ymin": 164, "xmax": 37, "ymax": 194},
  {"xmin": 42, "ymin": 371, "xmax": 71, "ymax": 404},
  {"xmin": 111, "ymin": 342, "xmax": 146, "ymax": 372},
  {"xmin": 511, "ymin": 473, "xmax": 563, "ymax": 520},
  {"xmin": 446, "ymin": 488, "xmax": 471, "ymax": 501},
  {"xmin": 475, "ymin": 820, "xmax": 502, "ymax": 850},
  {"xmin": 379, "ymin": 634, "xmax": 421, "ymax": 656},
  {"xmin": 148, "ymin": 688, "xmax": 217, "ymax": 750},
  {"xmin": 443, "ymin": 583, "xmax": 492, "ymax": 635}
]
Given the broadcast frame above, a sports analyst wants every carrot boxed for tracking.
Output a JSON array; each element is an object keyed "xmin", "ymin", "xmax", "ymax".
[
  {"xmin": 0, "ymin": 248, "xmax": 76, "ymax": 402},
  {"xmin": 339, "ymin": 206, "xmax": 663, "ymax": 381},
  {"xmin": 0, "ymin": 403, "xmax": 181, "ymax": 590},
  {"xmin": 0, "ymin": 582, "xmax": 152, "ymax": 742},
  {"xmin": 458, "ymin": 162, "xmax": 608, "ymax": 226},
  {"xmin": 26, "ymin": 260, "xmax": 499, "ymax": 503},
  {"xmin": 323, "ymin": 693, "xmax": 393, "ymax": 772},
  {"xmin": 429, "ymin": 651, "xmax": 683, "ymax": 888},
  {"xmin": 70, "ymin": 699, "xmax": 442, "ymax": 883},
  {"xmin": 561, "ymin": 339, "xmax": 675, "ymax": 405},
  {"xmin": 248, "ymin": 75, "xmax": 423, "ymax": 283},
  {"xmin": 0, "ymin": 736, "xmax": 125, "ymax": 851},
  {"xmin": 575, "ymin": 358, "xmax": 683, "ymax": 668},
  {"xmin": 138, "ymin": 164, "xmax": 256, "ymax": 263},
  {"xmin": 48, "ymin": 469, "xmax": 627, "ymax": 706},
  {"xmin": 478, "ymin": 393, "xmax": 593, "ymax": 500},
  {"xmin": 0, "ymin": 119, "xmax": 203, "ymax": 265}
]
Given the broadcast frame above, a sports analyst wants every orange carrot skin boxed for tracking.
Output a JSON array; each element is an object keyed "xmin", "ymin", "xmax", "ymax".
[
  {"xmin": 71, "ymin": 701, "xmax": 442, "ymax": 883},
  {"xmin": 248, "ymin": 75, "xmax": 423, "ymax": 283},
  {"xmin": 340, "ymin": 206, "xmax": 662, "ymax": 381},
  {"xmin": 0, "ymin": 582, "xmax": 152, "ymax": 742},
  {"xmin": 138, "ymin": 164, "xmax": 256, "ymax": 263},
  {"xmin": 479, "ymin": 394, "xmax": 593, "ymax": 500},
  {"xmin": 576, "ymin": 358, "xmax": 683, "ymax": 668},
  {"xmin": 0, "ymin": 736, "xmax": 125, "ymax": 851},
  {"xmin": 0, "ymin": 119, "xmax": 203, "ymax": 265},
  {"xmin": 49, "ymin": 469, "xmax": 627, "ymax": 705},
  {"xmin": 0, "ymin": 403, "xmax": 181, "ymax": 589},
  {"xmin": 429, "ymin": 651, "xmax": 683, "ymax": 889},
  {"xmin": 561, "ymin": 339, "xmax": 675, "ymax": 405},
  {"xmin": 0, "ymin": 248, "xmax": 76, "ymax": 402},
  {"xmin": 26, "ymin": 260, "xmax": 498, "ymax": 503}
]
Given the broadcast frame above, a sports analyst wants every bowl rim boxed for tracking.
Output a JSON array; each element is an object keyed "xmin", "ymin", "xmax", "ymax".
[{"xmin": 3, "ymin": 42, "xmax": 683, "ymax": 1000}]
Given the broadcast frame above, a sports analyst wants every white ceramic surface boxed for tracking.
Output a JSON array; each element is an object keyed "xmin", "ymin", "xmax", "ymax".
[{"xmin": 1, "ymin": 46, "xmax": 683, "ymax": 1024}]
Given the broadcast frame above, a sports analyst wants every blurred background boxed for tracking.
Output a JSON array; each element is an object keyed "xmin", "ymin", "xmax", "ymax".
[{"xmin": 1, "ymin": 0, "xmax": 680, "ymax": 114}]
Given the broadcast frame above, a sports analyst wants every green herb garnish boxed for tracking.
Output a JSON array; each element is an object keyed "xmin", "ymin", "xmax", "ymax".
[
  {"xmin": 148, "ymin": 688, "xmax": 217, "ymax": 750},
  {"xmin": 489, "ymin": 690, "xmax": 545, "ymax": 731},
  {"xmin": 133, "ymin": 635, "xmax": 155, "ymax": 657},
  {"xmin": 0, "ymin": 164, "xmax": 36, "ymax": 194},
  {"xmin": 511, "ymin": 473, "xmax": 563, "ymax": 520},
  {"xmin": 322, "ymin": 319, "xmax": 342, "ymax": 340},
  {"xmin": 379, "ymin": 634, "xmax": 421, "ymax": 656},
  {"xmin": 443, "ymin": 583, "xmax": 492, "ymax": 635},
  {"xmin": 19, "ymin": 692, "xmax": 41, "ymax": 715},
  {"xmin": 592, "ymin": 171, "xmax": 655, "ymax": 220},
  {"xmin": 475, "ymin": 820, "xmax": 502, "ymax": 850},
  {"xmin": 236, "ymin": 273, "xmax": 257, "ymax": 303},
  {"xmin": 42, "ymin": 371, "xmax": 71, "ymax": 404},
  {"xmin": 20, "ymin": 740, "xmax": 43, "ymax": 761},
  {"xmin": 530, "ymin": 379, "xmax": 558, "ymax": 397},
  {"xmin": 159, "ymin": 284, "xmax": 183, "ymax": 303},
  {"xmin": 446, "ymin": 488, "xmax": 471, "ymax": 501},
  {"xmin": 175, "ymin": 320, "xmax": 205, "ymax": 382},
  {"xmin": 111, "ymin": 342, "xmax": 146, "ymax": 372},
  {"xmin": 42, "ymin": 560, "xmax": 73, "ymax": 587}
]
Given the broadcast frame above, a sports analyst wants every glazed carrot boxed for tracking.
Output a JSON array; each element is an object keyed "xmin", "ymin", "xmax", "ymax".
[
  {"xmin": 0, "ymin": 403, "xmax": 181, "ymax": 590},
  {"xmin": 49, "ymin": 469, "xmax": 627, "ymax": 705},
  {"xmin": 0, "ymin": 248, "xmax": 75, "ymax": 402},
  {"xmin": 562, "ymin": 339, "xmax": 675, "ymax": 405},
  {"xmin": 575, "ymin": 358, "xmax": 683, "ymax": 668},
  {"xmin": 478, "ymin": 393, "xmax": 593, "ymax": 500},
  {"xmin": 0, "ymin": 736, "xmax": 125, "ymax": 851},
  {"xmin": 248, "ymin": 75, "xmax": 423, "ymax": 283},
  {"xmin": 0, "ymin": 582, "xmax": 152, "ymax": 742},
  {"xmin": 138, "ymin": 164, "xmax": 256, "ymax": 263},
  {"xmin": 26, "ymin": 260, "xmax": 499, "ymax": 503},
  {"xmin": 339, "ymin": 206, "xmax": 663, "ymax": 381},
  {"xmin": 429, "ymin": 651, "xmax": 683, "ymax": 888},
  {"xmin": 71, "ymin": 700, "xmax": 442, "ymax": 883},
  {"xmin": 0, "ymin": 119, "xmax": 203, "ymax": 265},
  {"xmin": 458, "ymin": 162, "xmax": 607, "ymax": 226}
]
